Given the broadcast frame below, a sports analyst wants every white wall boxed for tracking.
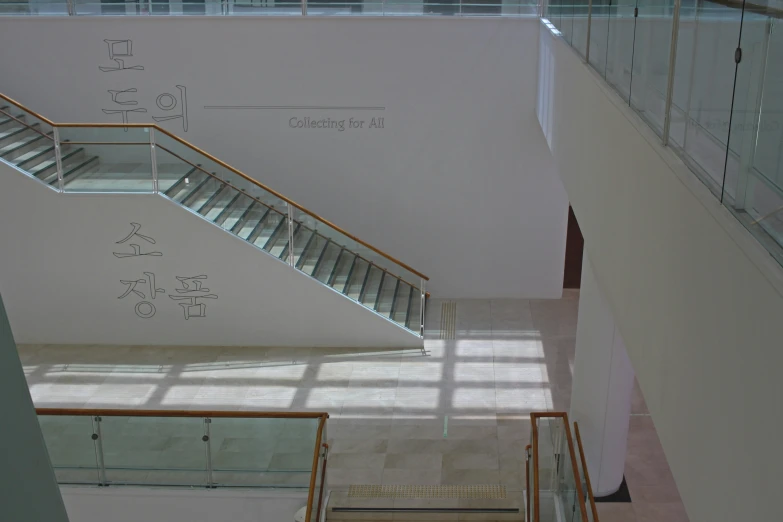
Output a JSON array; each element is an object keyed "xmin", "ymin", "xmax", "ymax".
[
  {"xmin": 0, "ymin": 16, "xmax": 568, "ymax": 299},
  {"xmin": 538, "ymin": 21, "xmax": 783, "ymax": 522},
  {"xmin": 0, "ymin": 162, "xmax": 422, "ymax": 347},
  {"xmin": 61, "ymin": 486, "xmax": 308, "ymax": 522}
]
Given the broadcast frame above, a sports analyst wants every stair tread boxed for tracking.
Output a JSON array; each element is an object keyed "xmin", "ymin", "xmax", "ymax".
[
  {"xmin": 9, "ymin": 142, "xmax": 54, "ymax": 165},
  {"xmin": 253, "ymin": 211, "xmax": 284, "ymax": 249},
  {"xmin": 203, "ymin": 187, "xmax": 238, "ymax": 221},
  {"xmin": 360, "ymin": 267, "xmax": 385, "ymax": 307},
  {"xmin": 220, "ymin": 196, "xmax": 254, "ymax": 231},
  {"xmin": 345, "ymin": 259, "xmax": 370, "ymax": 300},
  {"xmin": 314, "ymin": 242, "xmax": 342, "ymax": 284}
]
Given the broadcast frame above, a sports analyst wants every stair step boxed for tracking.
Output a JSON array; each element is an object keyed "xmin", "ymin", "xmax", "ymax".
[
  {"xmin": 0, "ymin": 113, "xmax": 24, "ymax": 133},
  {"xmin": 248, "ymin": 210, "xmax": 280, "ymax": 249},
  {"xmin": 329, "ymin": 251, "xmax": 356, "ymax": 292},
  {"xmin": 234, "ymin": 203, "xmax": 264, "ymax": 240},
  {"xmin": 314, "ymin": 242, "xmax": 342, "ymax": 284},
  {"xmin": 289, "ymin": 227, "xmax": 315, "ymax": 268},
  {"xmin": 186, "ymin": 179, "xmax": 223, "ymax": 213},
  {"xmin": 164, "ymin": 167, "xmax": 202, "ymax": 202},
  {"xmin": 5, "ymin": 137, "xmax": 54, "ymax": 166},
  {"xmin": 327, "ymin": 486, "xmax": 523, "ymax": 522},
  {"xmin": 393, "ymin": 283, "xmax": 413, "ymax": 327},
  {"xmin": 199, "ymin": 184, "xmax": 234, "ymax": 218},
  {"xmin": 180, "ymin": 173, "xmax": 213, "ymax": 207},
  {"xmin": 0, "ymin": 122, "xmax": 40, "ymax": 151},
  {"xmin": 376, "ymin": 274, "xmax": 399, "ymax": 317},
  {"xmin": 344, "ymin": 258, "xmax": 370, "ymax": 301},
  {"xmin": 298, "ymin": 235, "xmax": 328, "ymax": 276},
  {"xmin": 211, "ymin": 192, "xmax": 243, "ymax": 225},
  {"xmin": 58, "ymin": 156, "xmax": 100, "ymax": 187},
  {"xmin": 360, "ymin": 266, "xmax": 384, "ymax": 308},
  {"xmin": 256, "ymin": 212, "xmax": 288, "ymax": 252},
  {"xmin": 29, "ymin": 147, "xmax": 82, "ymax": 180}
]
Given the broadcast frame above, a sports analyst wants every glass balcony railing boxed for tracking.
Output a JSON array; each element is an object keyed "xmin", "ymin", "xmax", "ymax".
[
  {"xmin": 0, "ymin": 0, "xmax": 541, "ymax": 17},
  {"xmin": 525, "ymin": 412, "xmax": 598, "ymax": 522},
  {"xmin": 0, "ymin": 92, "xmax": 428, "ymax": 336},
  {"xmin": 545, "ymin": 0, "xmax": 783, "ymax": 269},
  {"xmin": 37, "ymin": 409, "xmax": 328, "ymax": 502}
]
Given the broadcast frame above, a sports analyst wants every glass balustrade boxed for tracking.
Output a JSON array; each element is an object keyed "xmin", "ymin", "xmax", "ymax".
[
  {"xmin": 545, "ymin": 0, "xmax": 783, "ymax": 268},
  {"xmin": 0, "ymin": 92, "xmax": 429, "ymax": 336},
  {"xmin": 0, "ymin": 0, "xmax": 540, "ymax": 16},
  {"xmin": 528, "ymin": 413, "xmax": 591, "ymax": 522},
  {"xmin": 36, "ymin": 410, "xmax": 328, "ymax": 494}
]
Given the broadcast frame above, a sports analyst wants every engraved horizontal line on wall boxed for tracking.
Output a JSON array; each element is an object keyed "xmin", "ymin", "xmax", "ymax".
[{"xmin": 203, "ymin": 105, "xmax": 385, "ymax": 110}]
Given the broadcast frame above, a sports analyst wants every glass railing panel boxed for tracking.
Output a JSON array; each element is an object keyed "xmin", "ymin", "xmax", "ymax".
[
  {"xmin": 68, "ymin": 0, "xmax": 225, "ymax": 15},
  {"xmin": 55, "ymin": 126, "xmax": 153, "ymax": 192},
  {"xmin": 0, "ymin": 0, "xmax": 68, "ymax": 15},
  {"xmin": 229, "ymin": 0, "xmax": 302, "ymax": 16},
  {"xmin": 604, "ymin": 0, "xmax": 637, "ymax": 103},
  {"xmin": 0, "ymin": 0, "xmax": 541, "ymax": 16},
  {"xmin": 154, "ymin": 132, "xmax": 289, "ymax": 225},
  {"xmin": 668, "ymin": 0, "xmax": 742, "ymax": 196},
  {"xmin": 0, "ymin": 101, "xmax": 57, "ymax": 181},
  {"xmin": 38, "ymin": 415, "xmax": 101, "ymax": 484},
  {"xmin": 571, "ymin": 0, "xmax": 590, "ymax": 58},
  {"xmin": 309, "ymin": 424, "xmax": 327, "ymax": 522},
  {"xmin": 291, "ymin": 205, "xmax": 424, "ymax": 331},
  {"xmin": 558, "ymin": 441, "xmax": 582, "ymax": 522},
  {"xmin": 572, "ymin": 423, "xmax": 598, "ymax": 522},
  {"xmin": 629, "ymin": 0, "xmax": 674, "ymax": 135},
  {"xmin": 587, "ymin": 0, "xmax": 611, "ymax": 78},
  {"xmin": 210, "ymin": 417, "xmax": 318, "ymax": 488},
  {"xmin": 720, "ymin": 11, "xmax": 783, "ymax": 263},
  {"xmin": 99, "ymin": 415, "xmax": 208, "ymax": 486}
]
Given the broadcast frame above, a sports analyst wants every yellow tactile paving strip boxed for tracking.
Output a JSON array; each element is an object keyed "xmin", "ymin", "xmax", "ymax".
[
  {"xmin": 440, "ymin": 301, "xmax": 457, "ymax": 340},
  {"xmin": 347, "ymin": 484, "xmax": 506, "ymax": 499}
]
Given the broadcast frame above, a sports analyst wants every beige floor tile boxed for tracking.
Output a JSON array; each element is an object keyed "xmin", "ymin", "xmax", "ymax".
[{"xmin": 23, "ymin": 295, "xmax": 687, "ymax": 520}]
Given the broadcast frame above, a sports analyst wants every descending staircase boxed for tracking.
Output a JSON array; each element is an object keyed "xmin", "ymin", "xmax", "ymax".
[
  {"xmin": 0, "ymin": 98, "xmax": 428, "ymax": 337},
  {"xmin": 0, "ymin": 115, "xmax": 99, "ymax": 186}
]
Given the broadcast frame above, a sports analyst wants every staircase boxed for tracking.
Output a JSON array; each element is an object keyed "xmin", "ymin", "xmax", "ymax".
[{"xmin": 0, "ymin": 96, "xmax": 428, "ymax": 337}]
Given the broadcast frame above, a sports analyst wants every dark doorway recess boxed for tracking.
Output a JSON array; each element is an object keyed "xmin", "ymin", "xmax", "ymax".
[{"xmin": 563, "ymin": 206, "xmax": 584, "ymax": 289}]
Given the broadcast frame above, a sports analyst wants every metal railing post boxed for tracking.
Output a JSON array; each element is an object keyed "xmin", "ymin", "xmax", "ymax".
[
  {"xmin": 302, "ymin": 0, "xmax": 307, "ymax": 16},
  {"xmin": 53, "ymin": 127, "xmax": 65, "ymax": 193},
  {"xmin": 92, "ymin": 416, "xmax": 107, "ymax": 486},
  {"xmin": 287, "ymin": 202, "xmax": 296, "ymax": 267},
  {"xmin": 419, "ymin": 278, "xmax": 426, "ymax": 338},
  {"xmin": 66, "ymin": 0, "xmax": 75, "ymax": 15},
  {"xmin": 662, "ymin": 0, "xmax": 682, "ymax": 146},
  {"xmin": 149, "ymin": 128, "xmax": 158, "ymax": 194},
  {"xmin": 586, "ymin": 0, "xmax": 593, "ymax": 63},
  {"xmin": 203, "ymin": 418, "xmax": 214, "ymax": 488}
]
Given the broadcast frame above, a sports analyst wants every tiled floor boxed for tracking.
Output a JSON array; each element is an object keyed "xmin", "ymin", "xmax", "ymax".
[{"xmin": 19, "ymin": 293, "xmax": 688, "ymax": 521}]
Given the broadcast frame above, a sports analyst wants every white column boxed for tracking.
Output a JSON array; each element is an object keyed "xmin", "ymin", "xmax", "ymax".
[{"xmin": 569, "ymin": 254, "xmax": 634, "ymax": 496}]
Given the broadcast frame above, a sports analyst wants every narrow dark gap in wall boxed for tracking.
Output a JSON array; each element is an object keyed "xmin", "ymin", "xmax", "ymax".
[{"xmin": 563, "ymin": 206, "xmax": 584, "ymax": 289}]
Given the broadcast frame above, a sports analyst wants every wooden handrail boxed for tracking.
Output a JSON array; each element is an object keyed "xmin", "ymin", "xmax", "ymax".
[
  {"xmin": 574, "ymin": 422, "xmax": 600, "ymax": 522},
  {"xmin": 315, "ymin": 443, "xmax": 329, "ymax": 522},
  {"xmin": 156, "ymin": 143, "xmax": 424, "ymax": 292},
  {"xmin": 36, "ymin": 408, "xmax": 328, "ymax": 419},
  {"xmin": 0, "ymin": 91, "xmax": 429, "ymax": 281},
  {"xmin": 562, "ymin": 414, "xmax": 590, "ymax": 522},
  {"xmin": 529, "ymin": 412, "xmax": 590, "ymax": 522},
  {"xmin": 305, "ymin": 415, "xmax": 329, "ymax": 522}
]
